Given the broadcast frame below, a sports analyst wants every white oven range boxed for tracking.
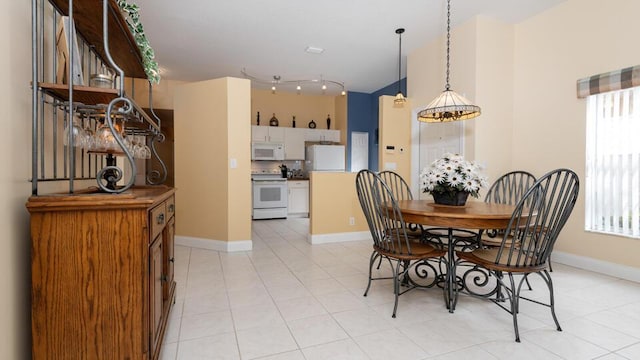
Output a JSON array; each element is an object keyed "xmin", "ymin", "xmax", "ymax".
[{"xmin": 252, "ymin": 172, "xmax": 288, "ymax": 219}]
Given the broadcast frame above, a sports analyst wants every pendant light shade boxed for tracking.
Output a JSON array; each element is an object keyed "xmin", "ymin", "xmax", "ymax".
[
  {"xmin": 418, "ymin": 90, "xmax": 480, "ymax": 122},
  {"xmin": 418, "ymin": 0, "xmax": 480, "ymax": 122},
  {"xmin": 394, "ymin": 28, "xmax": 406, "ymax": 105}
]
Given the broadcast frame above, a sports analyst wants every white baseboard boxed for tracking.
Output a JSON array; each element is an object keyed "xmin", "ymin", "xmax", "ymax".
[
  {"xmin": 308, "ymin": 231, "xmax": 372, "ymax": 245},
  {"xmin": 552, "ymin": 251, "xmax": 640, "ymax": 283},
  {"xmin": 175, "ymin": 235, "xmax": 252, "ymax": 252}
]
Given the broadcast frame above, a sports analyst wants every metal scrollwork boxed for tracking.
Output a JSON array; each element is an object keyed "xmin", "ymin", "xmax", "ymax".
[
  {"xmin": 96, "ymin": 97, "xmax": 137, "ymax": 193},
  {"xmin": 456, "ymin": 260, "xmax": 500, "ymax": 298},
  {"xmin": 147, "ymin": 131, "xmax": 168, "ymax": 185}
]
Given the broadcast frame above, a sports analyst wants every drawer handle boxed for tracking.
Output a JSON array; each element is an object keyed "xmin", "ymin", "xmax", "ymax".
[
  {"xmin": 157, "ymin": 213, "xmax": 165, "ymax": 225},
  {"xmin": 168, "ymin": 204, "xmax": 175, "ymax": 213},
  {"xmin": 169, "ymin": 257, "xmax": 175, "ymax": 263}
]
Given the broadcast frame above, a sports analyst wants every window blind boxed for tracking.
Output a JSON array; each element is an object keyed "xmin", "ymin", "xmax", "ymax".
[{"xmin": 585, "ymin": 87, "xmax": 640, "ymax": 237}]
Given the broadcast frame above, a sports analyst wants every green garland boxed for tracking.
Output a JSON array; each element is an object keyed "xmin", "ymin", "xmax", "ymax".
[{"xmin": 116, "ymin": 0, "xmax": 161, "ymax": 84}]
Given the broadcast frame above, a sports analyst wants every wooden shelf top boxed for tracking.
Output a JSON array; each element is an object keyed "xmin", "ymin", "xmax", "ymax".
[
  {"xmin": 39, "ymin": 82, "xmax": 160, "ymax": 131},
  {"xmin": 48, "ymin": 0, "xmax": 147, "ymax": 79},
  {"xmin": 40, "ymin": 82, "xmax": 119, "ymax": 104}
]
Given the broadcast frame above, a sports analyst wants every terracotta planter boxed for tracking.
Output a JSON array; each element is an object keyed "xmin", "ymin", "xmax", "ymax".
[{"xmin": 432, "ymin": 191, "xmax": 469, "ymax": 206}]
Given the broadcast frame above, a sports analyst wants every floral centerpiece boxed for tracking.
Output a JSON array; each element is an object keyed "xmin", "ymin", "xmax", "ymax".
[{"xmin": 420, "ymin": 153, "xmax": 488, "ymax": 205}]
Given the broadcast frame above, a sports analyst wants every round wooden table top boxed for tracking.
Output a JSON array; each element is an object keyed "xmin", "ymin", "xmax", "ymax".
[{"xmin": 395, "ymin": 200, "xmax": 519, "ymax": 229}]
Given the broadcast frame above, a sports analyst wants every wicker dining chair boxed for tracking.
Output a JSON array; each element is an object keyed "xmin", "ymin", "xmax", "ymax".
[
  {"xmin": 356, "ymin": 169, "xmax": 446, "ymax": 318},
  {"xmin": 456, "ymin": 168, "xmax": 579, "ymax": 342}
]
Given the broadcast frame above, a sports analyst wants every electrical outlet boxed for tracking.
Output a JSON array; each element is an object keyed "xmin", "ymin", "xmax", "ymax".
[{"xmin": 349, "ymin": 217, "xmax": 355, "ymax": 226}]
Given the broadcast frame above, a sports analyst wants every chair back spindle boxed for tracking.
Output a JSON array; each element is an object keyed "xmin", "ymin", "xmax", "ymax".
[
  {"xmin": 495, "ymin": 169, "xmax": 579, "ymax": 268},
  {"xmin": 356, "ymin": 170, "xmax": 413, "ymax": 255}
]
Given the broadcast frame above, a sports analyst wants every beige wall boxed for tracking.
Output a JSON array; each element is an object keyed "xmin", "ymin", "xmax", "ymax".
[
  {"xmin": 334, "ymin": 94, "xmax": 348, "ymax": 144},
  {"xmin": 513, "ymin": 0, "xmax": 640, "ymax": 268},
  {"xmin": 379, "ymin": 96, "xmax": 412, "ymax": 183},
  {"xmin": 309, "ymin": 172, "xmax": 368, "ymax": 235},
  {"xmin": 251, "ymin": 89, "xmax": 339, "ymax": 130},
  {"xmin": 125, "ymin": 77, "xmax": 188, "ymax": 109},
  {"xmin": 174, "ymin": 77, "xmax": 252, "ymax": 242},
  {"xmin": 409, "ymin": 0, "xmax": 640, "ymax": 270},
  {"xmin": 3, "ymin": 0, "xmax": 33, "ymax": 358}
]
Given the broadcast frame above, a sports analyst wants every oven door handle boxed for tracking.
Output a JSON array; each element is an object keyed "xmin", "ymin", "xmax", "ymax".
[{"xmin": 253, "ymin": 181, "xmax": 287, "ymax": 185}]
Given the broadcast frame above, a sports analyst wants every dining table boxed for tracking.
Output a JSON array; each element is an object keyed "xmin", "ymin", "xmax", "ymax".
[{"xmin": 393, "ymin": 199, "xmax": 523, "ymax": 312}]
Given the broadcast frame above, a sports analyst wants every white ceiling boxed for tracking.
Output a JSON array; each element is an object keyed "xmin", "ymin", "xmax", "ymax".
[{"xmin": 131, "ymin": 0, "xmax": 565, "ymax": 94}]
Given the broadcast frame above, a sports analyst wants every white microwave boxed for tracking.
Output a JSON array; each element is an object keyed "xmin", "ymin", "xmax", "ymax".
[{"xmin": 251, "ymin": 142, "xmax": 285, "ymax": 160}]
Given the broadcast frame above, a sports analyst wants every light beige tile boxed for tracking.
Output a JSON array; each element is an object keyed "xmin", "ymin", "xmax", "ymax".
[
  {"xmin": 159, "ymin": 341, "xmax": 177, "ymax": 360},
  {"xmin": 176, "ymin": 332, "xmax": 239, "ymax": 360},
  {"xmin": 179, "ymin": 310, "xmax": 234, "ymax": 341},
  {"xmin": 301, "ymin": 339, "xmax": 369, "ymax": 360},
  {"xmin": 255, "ymin": 350, "xmax": 306, "ymax": 360},
  {"xmin": 354, "ymin": 329, "xmax": 428, "ymax": 360},
  {"xmin": 231, "ymin": 302, "xmax": 284, "ymax": 331},
  {"xmin": 525, "ymin": 328, "xmax": 609, "ymax": 360},
  {"xmin": 183, "ymin": 292, "xmax": 229, "ymax": 316},
  {"xmin": 479, "ymin": 339, "xmax": 564, "ymax": 360},
  {"xmin": 332, "ymin": 308, "xmax": 395, "ymax": 337},
  {"xmin": 236, "ymin": 324, "xmax": 298, "ymax": 359},
  {"xmin": 561, "ymin": 317, "xmax": 639, "ymax": 351},
  {"xmin": 315, "ymin": 290, "xmax": 367, "ymax": 314},
  {"xmin": 287, "ymin": 314, "xmax": 349, "ymax": 348},
  {"xmin": 275, "ymin": 296, "xmax": 327, "ymax": 321},
  {"xmin": 616, "ymin": 342, "xmax": 640, "ymax": 359}
]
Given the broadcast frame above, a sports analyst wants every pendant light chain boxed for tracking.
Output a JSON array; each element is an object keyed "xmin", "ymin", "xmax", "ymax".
[
  {"xmin": 445, "ymin": 0, "xmax": 451, "ymax": 91},
  {"xmin": 398, "ymin": 29, "xmax": 402, "ymax": 94}
]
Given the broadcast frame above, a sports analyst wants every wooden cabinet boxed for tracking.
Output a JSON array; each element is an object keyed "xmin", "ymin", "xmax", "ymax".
[
  {"xmin": 27, "ymin": 186, "xmax": 176, "ymax": 360},
  {"xmin": 252, "ymin": 125, "xmax": 285, "ymax": 142},
  {"xmin": 288, "ymin": 180, "xmax": 310, "ymax": 217},
  {"xmin": 284, "ymin": 127, "xmax": 306, "ymax": 160}
]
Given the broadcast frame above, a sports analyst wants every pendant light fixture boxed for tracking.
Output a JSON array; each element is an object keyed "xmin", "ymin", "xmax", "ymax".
[
  {"xmin": 418, "ymin": 0, "xmax": 480, "ymax": 122},
  {"xmin": 394, "ymin": 28, "xmax": 406, "ymax": 105}
]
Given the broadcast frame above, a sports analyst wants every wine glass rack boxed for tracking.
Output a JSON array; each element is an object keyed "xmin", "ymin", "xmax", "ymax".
[{"xmin": 31, "ymin": 0, "xmax": 167, "ymax": 194}]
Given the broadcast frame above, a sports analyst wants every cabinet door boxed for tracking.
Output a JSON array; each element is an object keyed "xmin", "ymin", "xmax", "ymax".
[
  {"xmin": 268, "ymin": 127, "xmax": 285, "ymax": 142},
  {"xmin": 150, "ymin": 236, "xmax": 164, "ymax": 352},
  {"xmin": 284, "ymin": 128, "xmax": 306, "ymax": 160},
  {"xmin": 252, "ymin": 125, "xmax": 269, "ymax": 142},
  {"xmin": 163, "ymin": 217, "xmax": 175, "ymax": 302},
  {"xmin": 305, "ymin": 129, "xmax": 322, "ymax": 142},
  {"xmin": 325, "ymin": 130, "xmax": 340, "ymax": 142},
  {"xmin": 288, "ymin": 181, "xmax": 309, "ymax": 214}
]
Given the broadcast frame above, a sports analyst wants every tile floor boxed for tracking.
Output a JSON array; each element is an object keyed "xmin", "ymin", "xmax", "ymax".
[{"xmin": 160, "ymin": 218, "xmax": 640, "ymax": 360}]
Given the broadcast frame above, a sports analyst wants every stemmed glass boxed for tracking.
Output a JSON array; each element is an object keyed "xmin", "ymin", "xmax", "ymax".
[{"xmin": 64, "ymin": 115, "xmax": 88, "ymax": 148}]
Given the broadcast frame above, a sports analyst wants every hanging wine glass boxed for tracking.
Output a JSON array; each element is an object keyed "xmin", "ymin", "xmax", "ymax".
[{"xmin": 64, "ymin": 115, "xmax": 87, "ymax": 148}]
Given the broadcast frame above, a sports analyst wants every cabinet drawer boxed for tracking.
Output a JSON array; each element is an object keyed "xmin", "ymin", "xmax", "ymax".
[
  {"xmin": 150, "ymin": 202, "xmax": 167, "ymax": 241},
  {"xmin": 166, "ymin": 195, "xmax": 176, "ymax": 219}
]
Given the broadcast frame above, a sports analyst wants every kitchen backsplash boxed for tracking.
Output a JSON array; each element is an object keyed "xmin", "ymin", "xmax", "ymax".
[{"xmin": 251, "ymin": 160, "xmax": 308, "ymax": 178}]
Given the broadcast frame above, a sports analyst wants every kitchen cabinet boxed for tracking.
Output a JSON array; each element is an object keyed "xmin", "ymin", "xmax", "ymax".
[
  {"xmin": 252, "ymin": 125, "xmax": 285, "ymax": 142},
  {"xmin": 284, "ymin": 127, "xmax": 306, "ymax": 160},
  {"xmin": 288, "ymin": 180, "xmax": 310, "ymax": 217},
  {"xmin": 28, "ymin": 186, "xmax": 176, "ymax": 360},
  {"xmin": 306, "ymin": 129, "xmax": 340, "ymax": 142}
]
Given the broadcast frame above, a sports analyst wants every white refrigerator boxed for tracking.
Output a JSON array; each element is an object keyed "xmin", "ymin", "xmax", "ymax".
[{"xmin": 306, "ymin": 144, "xmax": 346, "ymax": 171}]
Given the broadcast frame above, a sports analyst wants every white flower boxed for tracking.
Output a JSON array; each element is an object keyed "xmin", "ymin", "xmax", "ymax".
[{"xmin": 419, "ymin": 154, "xmax": 487, "ymax": 198}]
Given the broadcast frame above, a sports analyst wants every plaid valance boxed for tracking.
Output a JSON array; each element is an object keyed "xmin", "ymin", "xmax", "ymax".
[{"xmin": 576, "ymin": 65, "xmax": 640, "ymax": 98}]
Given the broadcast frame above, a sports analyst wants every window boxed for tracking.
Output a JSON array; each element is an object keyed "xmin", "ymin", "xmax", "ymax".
[{"xmin": 585, "ymin": 86, "xmax": 640, "ymax": 238}]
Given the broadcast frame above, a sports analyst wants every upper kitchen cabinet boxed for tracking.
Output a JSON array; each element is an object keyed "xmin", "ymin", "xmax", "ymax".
[
  {"xmin": 252, "ymin": 125, "xmax": 285, "ymax": 142},
  {"xmin": 306, "ymin": 129, "xmax": 340, "ymax": 142},
  {"xmin": 284, "ymin": 127, "xmax": 306, "ymax": 160}
]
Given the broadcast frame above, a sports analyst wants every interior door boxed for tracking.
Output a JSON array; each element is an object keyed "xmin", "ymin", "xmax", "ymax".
[
  {"xmin": 418, "ymin": 121, "xmax": 463, "ymax": 199},
  {"xmin": 350, "ymin": 131, "xmax": 369, "ymax": 172}
]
